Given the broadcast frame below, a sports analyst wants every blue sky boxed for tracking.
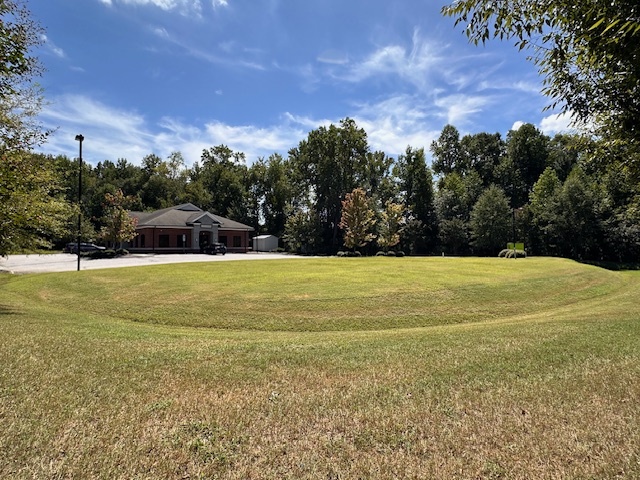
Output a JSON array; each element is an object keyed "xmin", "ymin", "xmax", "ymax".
[{"xmin": 31, "ymin": 0, "xmax": 572, "ymax": 167}]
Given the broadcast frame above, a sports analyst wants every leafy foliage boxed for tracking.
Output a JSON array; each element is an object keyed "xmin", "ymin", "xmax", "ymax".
[
  {"xmin": 377, "ymin": 200, "xmax": 404, "ymax": 251},
  {"xmin": 470, "ymin": 185, "xmax": 512, "ymax": 255},
  {"xmin": 99, "ymin": 190, "xmax": 138, "ymax": 249},
  {"xmin": 442, "ymin": 0, "xmax": 640, "ymax": 172},
  {"xmin": 339, "ymin": 188, "xmax": 376, "ymax": 251},
  {"xmin": 0, "ymin": 1, "xmax": 73, "ymax": 255}
]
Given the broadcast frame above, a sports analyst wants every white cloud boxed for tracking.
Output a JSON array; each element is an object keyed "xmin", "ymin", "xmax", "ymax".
[
  {"xmin": 212, "ymin": 0, "xmax": 228, "ymax": 8},
  {"xmin": 103, "ymin": 0, "xmax": 203, "ymax": 16},
  {"xmin": 341, "ymin": 29, "xmax": 442, "ymax": 91},
  {"xmin": 41, "ymin": 35, "xmax": 66, "ymax": 58},
  {"xmin": 347, "ymin": 95, "xmax": 441, "ymax": 156},
  {"xmin": 38, "ymin": 94, "xmax": 307, "ymax": 166},
  {"xmin": 434, "ymin": 94, "xmax": 491, "ymax": 127},
  {"xmin": 511, "ymin": 120, "xmax": 525, "ymax": 131},
  {"xmin": 317, "ymin": 50, "xmax": 349, "ymax": 66},
  {"xmin": 539, "ymin": 112, "xmax": 575, "ymax": 135}
]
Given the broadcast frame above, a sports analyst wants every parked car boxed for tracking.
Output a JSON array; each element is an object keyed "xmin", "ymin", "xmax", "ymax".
[
  {"xmin": 201, "ymin": 242, "xmax": 227, "ymax": 255},
  {"xmin": 64, "ymin": 242, "xmax": 106, "ymax": 254}
]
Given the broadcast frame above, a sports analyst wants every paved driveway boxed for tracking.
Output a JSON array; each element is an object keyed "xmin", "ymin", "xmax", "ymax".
[{"xmin": 0, "ymin": 252, "xmax": 304, "ymax": 274}]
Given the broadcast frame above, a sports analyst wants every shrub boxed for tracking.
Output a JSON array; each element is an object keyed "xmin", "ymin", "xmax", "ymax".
[
  {"xmin": 376, "ymin": 251, "xmax": 386, "ymax": 256},
  {"xmin": 386, "ymin": 251, "xmax": 396, "ymax": 257},
  {"xmin": 337, "ymin": 251, "xmax": 362, "ymax": 257},
  {"xmin": 396, "ymin": 251, "xmax": 405, "ymax": 257}
]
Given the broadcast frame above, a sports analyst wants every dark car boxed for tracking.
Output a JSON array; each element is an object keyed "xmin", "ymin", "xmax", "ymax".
[
  {"xmin": 64, "ymin": 242, "xmax": 106, "ymax": 254},
  {"xmin": 201, "ymin": 242, "xmax": 227, "ymax": 255}
]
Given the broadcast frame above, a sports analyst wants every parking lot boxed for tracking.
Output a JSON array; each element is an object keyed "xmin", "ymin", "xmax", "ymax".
[{"xmin": 0, "ymin": 252, "xmax": 301, "ymax": 274}]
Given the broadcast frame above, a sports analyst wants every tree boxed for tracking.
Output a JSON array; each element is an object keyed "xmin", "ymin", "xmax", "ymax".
[
  {"xmin": 460, "ymin": 131, "xmax": 505, "ymax": 187},
  {"xmin": 442, "ymin": 0, "xmax": 640, "ymax": 172},
  {"xmin": 250, "ymin": 154, "xmax": 293, "ymax": 238},
  {"xmin": 553, "ymin": 167, "xmax": 603, "ymax": 260},
  {"xmin": 0, "ymin": 153, "xmax": 72, "ymax": 254},
  {"xmin": 394, "ymin": 146, "xmax": 437, "ymax": 253},
  {"xmin": 283, "ymin": 207, "xmax": 322, "ymax": 254},
  {"xmin": 339, "ymin": 188, "xmax": 376, "ymax": 251},
  {"xmin": 1, "ymin": 1, "xmax": 73, "ymax": 255},
  {"xmin": 99, "ymin": 190, "xmax": 138, "ymax": 249},
  {"xmin": 0, "ymin": 0, "xmax": 43, "ymax": 100},
  {"xmin": 289, "ymin": 118, "xmax": 370, "ymax": 249},
  {"xmin": 469, "ymin": 185, "xmax": 512, "ymax": 255},
  {"xmin": 377, "ymin": 200, "xmax": 404, "ymax": 252},
  {"xmin": 431, "ymin": 124, "xmax": 465, "ymax": 177},
  {"xmin": 528, "ymin": 167, "xmax": 562, "ymax": 255},
  {"xmin": 196, "ymin": 145, "xmax": 249, "ymax": 220}
]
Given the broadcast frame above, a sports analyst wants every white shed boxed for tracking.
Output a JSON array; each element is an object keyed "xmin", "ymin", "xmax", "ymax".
[{"xmin": 253, "ymin": 235, "xmax": 279, "ymax": 252}]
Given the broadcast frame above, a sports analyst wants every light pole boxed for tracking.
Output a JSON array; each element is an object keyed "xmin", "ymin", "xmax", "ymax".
[{"xmin": 75, "ymin": 134, "xmax": 84, "ymax": 272}]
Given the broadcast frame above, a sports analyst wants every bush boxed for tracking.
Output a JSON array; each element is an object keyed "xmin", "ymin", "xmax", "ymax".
[
  {"xmin": 376, "ymin": 251, "xmax": 386, "ymax": 256},
  {"xmin": 396, "ymin": 251, "xmax": 405, "ymax": 257},
  {"xmin": 337, "ymin": 251, "xmax": 362, "ymax": 257}
]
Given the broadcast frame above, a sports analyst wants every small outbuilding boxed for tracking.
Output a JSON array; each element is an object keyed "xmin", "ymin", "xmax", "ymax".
[{"xmin": 253, "ymin": 235, "xmax": 279, "ymax": 252}]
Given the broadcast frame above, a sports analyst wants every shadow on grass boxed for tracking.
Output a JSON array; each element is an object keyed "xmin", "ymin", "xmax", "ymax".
[
  {"xmin": 0, "ymin": 303, "xmax": 22, "ymax": 316},
  {"xmin": 581, "ymin": 260, "xmax": 640, "ymax": 271}
]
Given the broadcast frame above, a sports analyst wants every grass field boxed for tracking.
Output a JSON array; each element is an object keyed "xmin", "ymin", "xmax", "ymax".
[{"xmin": 1, "ymin": 256, "xmax": 638, "ymax": 479}]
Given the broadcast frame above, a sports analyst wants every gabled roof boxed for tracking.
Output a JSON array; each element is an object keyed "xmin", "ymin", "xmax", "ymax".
[{"xmin": 130, "ymin": 203, "xmax": 254, "ymax": 231}]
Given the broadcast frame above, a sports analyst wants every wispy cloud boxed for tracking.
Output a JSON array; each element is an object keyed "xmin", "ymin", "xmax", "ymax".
[
  {"xmin": 99, "ymin": 0, "xmax": 203, "ymax": 16},
  {"xmin": 41, "ymin": 34, "xmax": 66, "ymax": 59},
  {"xmin": 211, "ymin": 0, "xmax": 228, "ymax": 9},
  {"xmin": 150, "ymin": 25, "xmax": 266, "ymax": 70},
  {"xmin": 338, "ymin": 29, "xmax": 443, "ymax": 91},
  {"xmin": 434, "ymin": 94, "xmax": 492, "ymax": 126},
  {"xmin": 39, "ymin": 94, "xmax": 307, "ymax": 165}
]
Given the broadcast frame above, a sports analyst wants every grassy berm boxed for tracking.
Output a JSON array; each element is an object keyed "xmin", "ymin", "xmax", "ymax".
[{"xmin": 0, "ymin": 257, "xmax": 638, "ymax": 479}]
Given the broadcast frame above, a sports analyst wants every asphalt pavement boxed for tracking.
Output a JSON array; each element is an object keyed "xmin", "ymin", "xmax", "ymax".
[{"xmin": 0, "ymin": 252, "xmax": 303, "ymax": 274}]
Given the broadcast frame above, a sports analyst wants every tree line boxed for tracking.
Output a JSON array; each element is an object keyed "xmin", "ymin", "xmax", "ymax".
[
  {"xmin": 29, "ymin": 118, "xmax": 639, "ymax": 262},
  {"xmin": 2, "ymin": 0, "xmax": 639, "ymax": 261}
]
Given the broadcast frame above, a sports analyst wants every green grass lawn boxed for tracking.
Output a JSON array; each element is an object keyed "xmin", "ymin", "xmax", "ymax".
[{"xmin": 1, "ymin": 257, "xmax": 638, "ymax": 479}]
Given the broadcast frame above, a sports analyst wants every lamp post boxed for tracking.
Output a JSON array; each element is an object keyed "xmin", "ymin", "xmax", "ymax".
[{"xmin": 75, "ymin": 134, "xmax": 84, "ymax": 272}]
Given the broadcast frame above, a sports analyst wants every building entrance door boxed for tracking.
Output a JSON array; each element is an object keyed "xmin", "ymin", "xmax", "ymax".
[{"xmin": 199, "ymin": 231, "xmax": 211, "ymax": 252}]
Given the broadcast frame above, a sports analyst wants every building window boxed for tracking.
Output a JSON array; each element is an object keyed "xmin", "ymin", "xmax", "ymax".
[
  {"xmin": 219, "ymin": 235, "xmax": 227, "ymax": 246},
  {"xmin": 233, "ymin": 236, "xmax": 241, "ymax": 248},
  {"xmin": 177, "ymin": 234, "xmax": 187, "ymax": 248},
  {"xmin": 159, "ymin": 234, "xmax": 170, "ymax": 248},
  {"xmin": 140, "ymin": 234, "xmax": 145, "ymax": 248}
]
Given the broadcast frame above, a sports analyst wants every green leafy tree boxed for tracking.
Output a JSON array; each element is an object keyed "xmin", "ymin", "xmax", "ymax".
[
  {"xmin": 289, "ymin": 118, "xmax": 369, "ymax": 249},
  {"xmin": 431, "ymin": 124, "xmax": 465, "ymax": 177},
  {"xmin": 0, "ymin": 152, "xmax": 72, "ymax": 254},
  {"xmin": 339, "ymin": 188, "xmax": 376, "ymax": 251},
  {"xmin": 503, "ymin": 123, "xmax": 550, "ymax": 207},
  {"xmin": 394, "ymin": 146, "xmax": 437, "ymax": 253},
  {"xmin": 442, "ymin": 0, "xmax": 640, "ymax": 172},
  {"xmin": 377, "ymin": 200, "xmax": 404, "ymax": 252},
  {"xmin": 528, "ymin": 167, "xmax": 562, "ymax": 255},
  {"xmin": 0, "ymin": 1, "xmax": 73, "ymax": 255},
  {"xmin": 460, "ymin": 131, "xmax": 505, "ymax": 187},
  {"xmin": 196, "ymin": 145, "xmax": 249, "ymax": 220},
  {"xmin": 553, "ymin": 167, "xmax": 603, "ymax": 260},
  {"xmin": 99, "ymin": 190, "xmax": 138, "ymax": 249},
  {"xmin": 283, "ymin": 207, "xmax": 322, "ymax": 254},
  {"xmin": 250, "ymin": 154, "xmax": 293, "ymax": 237},
  {"xmin": 469, "ymin": 185, "xmax": 512, "ymax": 255}
]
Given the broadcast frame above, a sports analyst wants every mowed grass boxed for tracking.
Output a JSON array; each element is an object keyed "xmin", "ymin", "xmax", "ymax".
[{"xmin": 0, "ymin": 257, "xmax": 638, "ymax": 479}]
